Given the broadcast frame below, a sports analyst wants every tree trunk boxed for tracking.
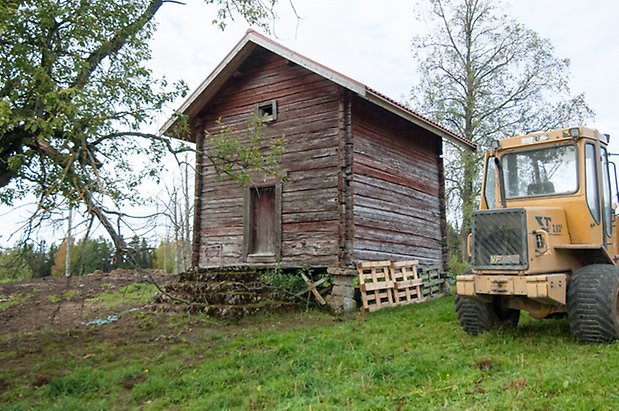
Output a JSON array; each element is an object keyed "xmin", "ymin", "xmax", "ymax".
[{"xmin": 460, "ymin": 149, "xmax": 477, "ymax": 261}]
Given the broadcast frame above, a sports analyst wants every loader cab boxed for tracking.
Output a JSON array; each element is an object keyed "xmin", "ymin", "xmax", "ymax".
[{"xmin": 480, "ymin": 126, "xmax": 616, "ymax": 253}]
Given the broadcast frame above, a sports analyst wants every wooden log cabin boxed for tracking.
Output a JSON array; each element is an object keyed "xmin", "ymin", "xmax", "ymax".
[{"xmin": 161, "ymin": 30, "xmax": 474, "ymax": 311}]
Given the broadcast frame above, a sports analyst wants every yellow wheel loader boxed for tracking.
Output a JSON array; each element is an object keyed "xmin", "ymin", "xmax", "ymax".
[{"xmin": 456, "ymin": 126, "xmax": 619, "ymax": 343}]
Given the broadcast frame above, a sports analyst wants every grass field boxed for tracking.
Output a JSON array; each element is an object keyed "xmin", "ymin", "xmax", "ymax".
[{"xmin": 1, "ymin": 290, "xmax": 618, "ymax": 410}]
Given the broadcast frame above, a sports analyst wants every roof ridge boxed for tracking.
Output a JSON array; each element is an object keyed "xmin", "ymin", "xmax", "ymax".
[{"xmin": 161, "ymin": 31, "xmax": 474, "ymax": 150}]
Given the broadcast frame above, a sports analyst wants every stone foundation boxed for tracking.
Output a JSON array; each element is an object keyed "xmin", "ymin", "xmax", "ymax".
[{"xmin": 325, "ymin": 267, "xmax": 357, "ymax": 313}]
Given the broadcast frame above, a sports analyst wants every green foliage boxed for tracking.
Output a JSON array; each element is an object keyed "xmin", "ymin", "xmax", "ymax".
[
  {"xmin": 126, "ymin": 236, "xmax": 154, "ymax": 269},
  {"xmin": 68, "ymin": 236, "xmax": 116, "ymax": 275},
  {"xmin": 0, "ymin": 249, "xmax": 32, "ymax": 282},
  {"xmin": 209, "ymin": 0, "xmax": 277, "ymax": 31},
  {"xmin": 447, "ymin": 255, "xmax": 469, "ymax": 277},
  {"xmin": 0, "ymin": 292, "xmax": 31, "ymax": 311},
  {"xmin": 46, "ymin": 289, "xmax": 80, "ymax": 304},
  {"xmin": 0, "ymin": 0, "xmax": 187, "ymax": 207},
  {"xmin": 1, "ymin": 297, "xmax": 618, "ymax": 409},
  {"xmin": 50, "ymin": 235, "xmax": 154, "ymax": 277},
  {"xmin": 153, "ymin": 240, "xmax": 176, "ymax": 274},
  {"xmin": 0, "ymin": 0, "xmax": 282, "ymax": 251},
  {"xmin": 261, "ymin": 267, "xmax": 307, "ymax": 294},
  {"xmin": 0, "ymin": 241, "xmax": 56, "ymax": 282},
  {"xmin": 207, "ymin": 115, "xmax": 287, "ymax": 185},
  {"xmin": 445, "ymin": 223, "xmax": 469, "ymax": 276},
  {"xmin": 413, "ymin": 0, "xmax": 593, "ymax": 145},
  {"xmin": 411, "ymin": 0, "xmax": 593, "ymax": 257},
  {"xmin": 88, "ymin": 283, "xmax": 158, "ymax": 309},
  {"xmin": 445, "ymin": 222, "xmax": 461, "ymax": 260}
]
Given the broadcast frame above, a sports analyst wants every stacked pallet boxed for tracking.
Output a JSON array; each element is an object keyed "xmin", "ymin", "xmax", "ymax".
[{"xmin": 357, "ymin": 260, "xmax": 446, "ymax": 312}]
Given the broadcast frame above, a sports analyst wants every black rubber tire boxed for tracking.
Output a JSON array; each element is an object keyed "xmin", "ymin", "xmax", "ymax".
[
  {"xmin": 455, "ymin": 295, "xmax": 520, "ymax": 335},
  {"xmin": 455, "ymin": 295, "xmax": 494, "ymax": 335},
  {"xmin": 567, "ymin": 264, "xmax": 619, "ymax": 343}
]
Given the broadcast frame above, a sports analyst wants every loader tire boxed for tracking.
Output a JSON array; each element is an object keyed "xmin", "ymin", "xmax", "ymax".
[
  {"xmin": 567, "ymin": 264, "xmax": 619, "ymax": 343},
  {"xmin": 455, "ymin": 295, "xmax": 519, "ymax": 335},
  {"xmin": 455, "ymin": 295, "xmax": 493, "ymax": 335}
]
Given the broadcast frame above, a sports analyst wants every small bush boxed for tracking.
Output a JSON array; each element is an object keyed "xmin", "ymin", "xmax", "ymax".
[
  {"xmin": 261, "ymin": 268, "xmax": 308, "ymax": 294},
  {"xmin": 447, "ymin": 255, "xmax": 469, "ymax": 276}
]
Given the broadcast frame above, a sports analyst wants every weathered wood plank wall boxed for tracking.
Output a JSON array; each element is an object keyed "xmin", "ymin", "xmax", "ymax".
[
  {"xmin": 195, "ymin": 49, "xmax": 342, "ymax": 268},
  {"xmin": 190, "ymin": 47, "xmax": 447, "ymax": 270},
  {"xmin": 351, "ymin": 97, "xmax": 444, "ymax": 266}
]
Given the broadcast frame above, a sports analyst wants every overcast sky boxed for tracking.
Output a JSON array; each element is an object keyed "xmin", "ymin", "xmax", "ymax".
[
  {"xmin": 149, "ymin": 0, "xmax": 619, "ymax": 147},
  {"xmin": 3, "ymin": 0, "xmax": 619, "ymax": 246}
]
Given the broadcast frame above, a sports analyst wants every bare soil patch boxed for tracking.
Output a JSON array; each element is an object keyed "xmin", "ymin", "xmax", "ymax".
[{"xmin": 0, "ymin": 269, "xmax": 172, "ymax": 335}]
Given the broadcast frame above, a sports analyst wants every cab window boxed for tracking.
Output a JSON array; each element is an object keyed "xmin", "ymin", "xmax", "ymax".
[
  {"xmin": 601, "ymin": 146, "xmax": 612, "ymax": 236},
  {"xmin": 502, "ymin": 144, "xmax": 578, "ymax": 198},
  {"xmin": 483, "ymin": 157, "xmax": 497, "ymax": 209},
  {"xmin": 585, "ymin": 143, "xmax": 600, "ymax": 224}
]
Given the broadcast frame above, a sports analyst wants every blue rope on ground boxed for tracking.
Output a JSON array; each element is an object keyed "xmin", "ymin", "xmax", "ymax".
[
  {"xmin": 80, "ymin": 315, "xmax": 118, "ymax": 326},
  {"xmin": 79, "ymin": 308, "xmax": 140, "ymax": 326}
]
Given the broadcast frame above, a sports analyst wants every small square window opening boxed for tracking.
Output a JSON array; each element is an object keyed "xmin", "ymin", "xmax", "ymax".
[{"xmin": 256, "ymin": 100, "xmax": 277, "ymax": 122}]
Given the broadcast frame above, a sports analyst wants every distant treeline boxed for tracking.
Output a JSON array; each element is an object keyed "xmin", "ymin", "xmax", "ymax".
[{"xmin": 0, "ymin": 236, "xmax": 189, "ymax": 282}]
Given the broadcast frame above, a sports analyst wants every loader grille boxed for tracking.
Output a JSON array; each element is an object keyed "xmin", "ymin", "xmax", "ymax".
[{"xmin": 471, "ymin": 209, "xmax": 528, "ymax": 270}]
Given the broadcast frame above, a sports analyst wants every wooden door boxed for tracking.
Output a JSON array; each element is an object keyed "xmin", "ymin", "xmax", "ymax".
[{"xmin": 249, "ymin": 186, "xmax": 275, "ymax": 255}]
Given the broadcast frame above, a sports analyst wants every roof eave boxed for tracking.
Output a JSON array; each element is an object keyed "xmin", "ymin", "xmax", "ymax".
[
  {"xmin": 364, "ymin": 90, "xmax": 475, "ymax": 151},
  {"xmin": 159, "ymin": 30, "xmax": 366, "ymax": 136},
  {"xmin": 160, "ymin": 30, "xmax": 473, "ymax": 151},
  {"xmin": 159, "ymin": 37, "xmax": 259, "ymax": 136}
]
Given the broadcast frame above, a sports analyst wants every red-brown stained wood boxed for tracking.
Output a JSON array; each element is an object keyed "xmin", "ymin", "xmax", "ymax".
[
  {"xmin": 351, "ymin": 96, "xmax": 444, "ymax": 266},
  {"xmin": 248, "ymin": 186, "xmax": 276, "ymax": 254},
  {"xmin": 197, "ymin": 48, "xmax": 341, "ymax": 268},
  {"xmin": 190, "ymin": 46, "xmax": 448, "ymax": 271}
]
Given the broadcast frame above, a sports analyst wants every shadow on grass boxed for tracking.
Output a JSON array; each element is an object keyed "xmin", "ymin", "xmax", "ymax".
[{"xmin": 510, "ymin": 314, "xmax": 573, "ymax": 342}]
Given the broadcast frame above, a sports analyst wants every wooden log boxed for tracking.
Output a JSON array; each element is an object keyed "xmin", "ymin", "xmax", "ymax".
[{"xmin": 299, "ymin": 272, "xmax": 327, "ymax": 305}]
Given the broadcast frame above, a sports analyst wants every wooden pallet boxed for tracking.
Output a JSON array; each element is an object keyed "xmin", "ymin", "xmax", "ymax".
[
  {"xmin": 357, "ymin": 261, "xmax": 394, "ymax": 312},
  {"xmin": 391, "ymin": 260, "xmax": 423, "ymax": 304},
  {"xmin": 357, "ymin": 260, "xmax": 447, "ymax": 312},
  {"xmin": 419, "ymin": 265, "xmax": 444, "ymax": 299}
]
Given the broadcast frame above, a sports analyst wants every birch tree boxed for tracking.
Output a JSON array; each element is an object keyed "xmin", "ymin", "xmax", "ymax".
[
  {"xmin": 411, "ymin": 0, "xmax": 593, "ymax": 258},
  {"xmin": 160, "ymin": 157, "xmax": 193, "ymax": 274}
]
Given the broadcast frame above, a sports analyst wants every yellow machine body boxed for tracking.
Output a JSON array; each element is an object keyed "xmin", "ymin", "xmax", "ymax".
[{"xmin": 457, "ymin": 126, "xmax": 617, "ymax": 319}]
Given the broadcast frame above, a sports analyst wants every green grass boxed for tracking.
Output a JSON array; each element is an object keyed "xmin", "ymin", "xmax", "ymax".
[
  {"xmin": 46, "ymin": 289, "xmax": 80, "ymax": 304},
  {"xmin": 87, "ymin": 283, "xmax": 159, "ymax": 309},
  {"xmin": 0, "ymin": 292, "xmax": 32, "ymax": 311},
  {"xmin": 0, "ymin": 296, "xmax": 617, "ymax": 410}
]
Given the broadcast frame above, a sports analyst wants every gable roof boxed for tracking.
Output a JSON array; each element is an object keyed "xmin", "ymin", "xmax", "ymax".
[{"xmin": 161, "ymin": 30, "xmax": 475, "ymax": 150}]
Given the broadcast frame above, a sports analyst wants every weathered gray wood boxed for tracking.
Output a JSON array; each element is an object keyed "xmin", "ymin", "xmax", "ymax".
[
  {"xmin": 349, "ymin": 95, "xmax": 444, "ymax": 268},
  {"xmin": 192, "ymin": 129, "xmax": 205, "ymax": 267},
  {"xmin": 353, "ymin": 249, "xmax": 442, "ymax": 266},
  {"xmin": 196, "ymin": 50, "xmax": 341, "ymax": 268},
  {"xmin": 354, "ymin": 241, "xmax": 442, "ymax": 262},
  {"xmin": 190, "ymin": 46, "xmax": 447, "ymax": 272}
]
